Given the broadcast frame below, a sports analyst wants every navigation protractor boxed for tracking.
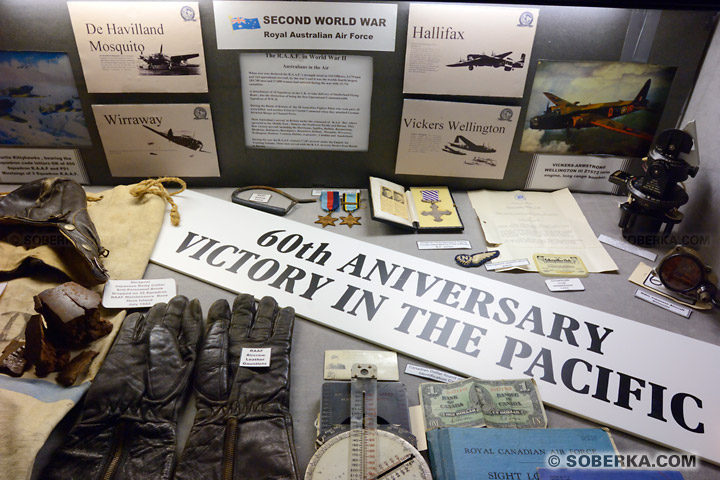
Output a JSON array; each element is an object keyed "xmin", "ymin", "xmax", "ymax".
[{"xmin": 304, "ymin": 429, "xmax": 432, "ymax": 480}]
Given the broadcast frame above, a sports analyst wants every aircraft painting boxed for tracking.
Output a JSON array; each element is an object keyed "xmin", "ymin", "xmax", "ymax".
[
  {"xmin": 143, "ymin": 125, "xmax": 208, "ymax": 152},
  {"xmin": 0, "ymin": 98, "xmax": 28, "ymax": 123},
  {"xmin": 443, "ymin": 135, "xmax": 496, "ymax": 155},
  {"xmin": 139, "ymin": 45, "xmax": 200, "ymax": 71},
  {"xmin": 39, "ymin": 99, "xmax": 82, "ymax": 115},
  {"xmin": 529, "ymin": 79, "xmax": 653, "ymax": 141},
  {"xmin": 0, "ymin": 85, "xmax": 43, "ymax": 97},
  {"xmin": 447, "ymin": 51, "xmax": 525, "ymax": 71}
]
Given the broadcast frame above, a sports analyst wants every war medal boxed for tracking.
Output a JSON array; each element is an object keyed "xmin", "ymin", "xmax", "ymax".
[
  {"xmin": 315, "ymin": 190, "xmax": 340, "ymax": 228},
  {"xmin": 339, "ymin": 192, "xmax": 362, "ymax": 228},
  {"xmin": 420, "ymin": 189, "xmax": 452, "ymax": 223}
]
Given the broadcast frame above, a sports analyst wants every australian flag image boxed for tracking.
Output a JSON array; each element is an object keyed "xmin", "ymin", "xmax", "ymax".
[{"xmin": 232, "ymin": 17, "xmax": 261, "ymax": 30}]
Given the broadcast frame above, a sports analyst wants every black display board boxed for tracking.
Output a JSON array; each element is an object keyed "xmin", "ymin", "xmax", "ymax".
[{"xmin": 0, "ymin": 1, "xmax": 716, "ymax": 189}]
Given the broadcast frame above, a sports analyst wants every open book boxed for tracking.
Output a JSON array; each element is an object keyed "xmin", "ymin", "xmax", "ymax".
[{"xmin": 368, "ymin": 176, "xmax": 463, "ymax": 232}]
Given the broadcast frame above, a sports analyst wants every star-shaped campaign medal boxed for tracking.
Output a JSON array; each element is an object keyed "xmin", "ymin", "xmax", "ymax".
[
  {"xmin": 315, "ymin": 213, "xmax": 337, "ymax": 228},
  {"xmin": 339, "ymin": 213, "xmax": 362, "ymax": 228}
]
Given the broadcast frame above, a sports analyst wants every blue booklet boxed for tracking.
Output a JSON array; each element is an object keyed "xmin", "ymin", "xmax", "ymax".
[
  {"xmin": 426, "ymin": 428, "xmax": 617, "ymax": 480},
  {"xmin": 538, "ymin": 469, "xmax": 685, "ymax": 479}
]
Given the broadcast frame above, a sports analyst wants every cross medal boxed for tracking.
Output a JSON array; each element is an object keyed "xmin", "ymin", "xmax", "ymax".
[{"xmin": 420, "ymin": 189, "xmax": 452, "ymax": 222}]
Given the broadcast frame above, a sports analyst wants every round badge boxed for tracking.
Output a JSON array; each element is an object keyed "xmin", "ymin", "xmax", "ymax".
[
  {"xmin": 193, "ymin": 107, "xmax": 208, "ymax": 120},
  {"xmin": 519, "ymin": 11, "xmax": 534, "ymax": 27},
  {"xmin": 180, "ymin": 6, "xmax": 196, "ymax": 21}
]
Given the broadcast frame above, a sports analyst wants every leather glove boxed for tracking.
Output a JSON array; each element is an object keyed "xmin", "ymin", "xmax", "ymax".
[
  {"xmin": 0, "ymin": 177, "xmax": 109, "ymax": 284},
  {"xmin": 174, "ymin": 294, "xmax": 299, "ymax": 480},
  {"xmin": 43, "ymin": 295, "xmax": 203, "ymax": 480}
]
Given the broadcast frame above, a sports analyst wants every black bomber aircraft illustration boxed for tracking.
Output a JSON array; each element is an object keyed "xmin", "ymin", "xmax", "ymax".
[
  {"xmin": 447, "ymin": 51, "xmax": 526, "ymax": 71},
  {"xmin": 143, "ymin": 125, "xmax": 209, "ymax": 152},
  {"xmin": 528, "ymin": 79, "xmax": 653, "ymax": 141},
  {"xmin": 0, "ymin": 98, "xmax": 28, "ymax": 123},
  {"xmin": 443, "ymin": 135, "xmax": 496, "ymax": 155},
  {"xmin": 139, "ymin": 45, "xmax": 200, "ymax": 70}
]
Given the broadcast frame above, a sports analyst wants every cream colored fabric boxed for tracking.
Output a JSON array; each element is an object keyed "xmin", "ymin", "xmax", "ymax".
[{"xmin": 0, "ymin": 183, "xmax": 167, "ymax": 480}]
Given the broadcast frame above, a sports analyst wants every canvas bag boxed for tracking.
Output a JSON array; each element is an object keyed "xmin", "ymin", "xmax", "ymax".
[{"xmin": 0, "ymin": 179, "xmax": 180, "ymax": 480}]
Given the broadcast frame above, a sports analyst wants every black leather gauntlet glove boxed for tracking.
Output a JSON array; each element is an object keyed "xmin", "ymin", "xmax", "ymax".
[
  {"xmin": 43, "ymin": 296, "xmax": 203, "ymax": 480},
  {"xmin": 174, "ymin": 294, "xmax": 299, "ymax": 480}
]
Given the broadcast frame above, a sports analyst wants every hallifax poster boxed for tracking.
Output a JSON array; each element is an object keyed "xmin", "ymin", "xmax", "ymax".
[{"xmin": 404, "ymin": 4, "xmax": 538, "ymax": 97}]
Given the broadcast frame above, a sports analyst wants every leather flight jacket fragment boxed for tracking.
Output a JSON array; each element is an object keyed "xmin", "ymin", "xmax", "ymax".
[{"xmin": 0, "ymin": 178, "xmax": 109, "ymax": 284}]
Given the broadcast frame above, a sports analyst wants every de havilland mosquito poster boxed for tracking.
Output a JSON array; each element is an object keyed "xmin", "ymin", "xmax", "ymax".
[
  {"xmin": 67, "ymin": 2, "xmax": 207, "ymax": 93},
  {"xmin": 404, "ymin": 4, "xmax": 539, "ymax": 97},
  {"xmin": 395, "ymin": 99, "xmax": 519, "ymax": 180},
  {"xmin": 520, "ymin": 61, "xmax": 676, "ymax": 157},
  {"xmin": 93, "ymin": 104, "xmax": 219, "ymax": 177}
]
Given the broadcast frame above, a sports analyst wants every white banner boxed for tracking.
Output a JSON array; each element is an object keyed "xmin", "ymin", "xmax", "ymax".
[
  {"xmin": 150, "ymin": 190, "xmax": 720, "ymax": 464},
  {"xmin": 213, "ymin": 1, "xmax": 397, "ymax": 51}
]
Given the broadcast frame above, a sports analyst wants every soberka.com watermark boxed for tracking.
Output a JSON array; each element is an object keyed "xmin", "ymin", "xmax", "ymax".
[{"xmin": 545, "ymin": 452, "xmax": 698, "ymax": 469}]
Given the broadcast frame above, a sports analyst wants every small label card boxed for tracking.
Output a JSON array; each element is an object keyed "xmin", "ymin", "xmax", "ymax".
[
  {"xmin": 240, "ymin": 347, "xmax": 272, "ymax": 367},
  {"xmin": 546, "ymin": 278, "xmax": 585, "ymax": 292},
  {"xmin": 485, "ymin": 258, "xmax": 531, "ymax": 271},
  {"xmin": 405, "ymin": 364, "xmax": 464, "ymax": 383},
  {"xmin": 102, "ymin": 279, "xmax": 176, "ymax": 308},
  {"xmin": 598, "ymin": 234, "xmax": 657, "ymax": 262},
  {"xmin": 634, "ymin": 289, "xmax": 692, "ymax": 318},
  {"xmin": 249, "ymin": 193, "xmax": 272, "ymax": 203},
  {"xmin": 0, "ymin": 282, "xmax": 7, "ymax": 299},
  {"xmin": 417, "ymin": 240, "xmax": 472, "ymax": 251}
]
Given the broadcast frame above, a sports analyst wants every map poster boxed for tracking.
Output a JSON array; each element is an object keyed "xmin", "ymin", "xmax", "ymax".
[
  {"xmin": 404, "ymin": 4, "xmax": 538, "ymax": 97},
  {"xmin": 67, "ymin": 2, "xmax": 207, "ymax": 93},
  {"xmin": 395, "ymin": 99, "xmax": 519, "ymax": 180},
  {"xmin": 92, "ymin": 104, "xmax": 220, "ymax": 177}
]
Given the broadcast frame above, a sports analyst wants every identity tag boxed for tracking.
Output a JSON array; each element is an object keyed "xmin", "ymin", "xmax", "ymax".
[
  {"xmin": 405, "ymin": 364, "xmax": 464, "ymax": 383},
  {"xmin": 240, "ymin": 347, "xmax": 272, "ymax": 367},
  {"xmin": 102, "ymin": 279, "xmax": 176, "ymax": 308},
  {"xmin": 417, "ymin": 240, "xmax": 471, "ymax": 251},
  {"xmin": 485, "ymin": 258, "xmax": 530, "ymax": 271},
  {"xmin": 546, "ymin": 278, "xmax": 585, "ymax": 292},
  {"xmin": 249, "ymin": 193, "xmax": 272, "ymax": 203},
  {"xmin": 0, "ymin": 282, "xmax": 6, "ymax": 299},
  {"xmin": 634, "ymin": 289, "xmax": 692, "ymax": 318}
]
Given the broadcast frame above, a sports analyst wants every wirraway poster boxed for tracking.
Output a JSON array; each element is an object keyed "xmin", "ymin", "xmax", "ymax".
[{"xmin": 93, "ymin": 104, "xmax": 219, "ymax": 177}]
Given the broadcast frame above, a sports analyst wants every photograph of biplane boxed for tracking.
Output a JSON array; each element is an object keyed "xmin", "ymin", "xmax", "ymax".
[
  {"xmin": 520, "ymin": 61, "xmax": 676, "ymax": 157},
  {"xmin": 0, "ymin": 51, "xmax": 90, "ymax": 146}
]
